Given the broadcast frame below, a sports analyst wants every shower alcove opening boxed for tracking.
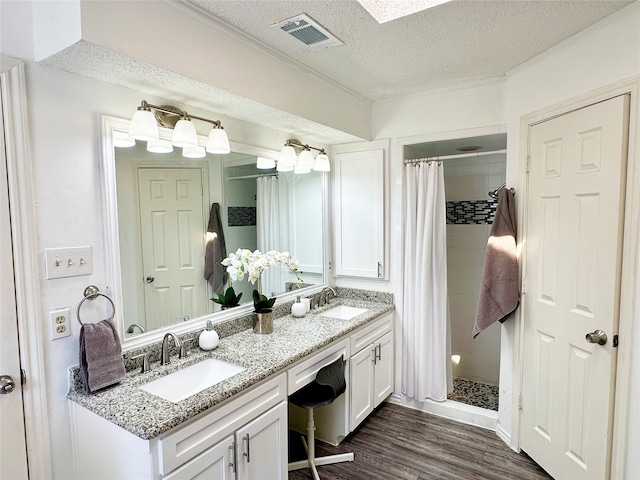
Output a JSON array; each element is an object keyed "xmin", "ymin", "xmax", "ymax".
[{"xmin": 404, "ymin": 133, "xmax": 507, "ymax": 424}]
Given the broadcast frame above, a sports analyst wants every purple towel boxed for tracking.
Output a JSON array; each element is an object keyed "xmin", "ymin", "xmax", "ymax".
[
  {"xmin": 79, "ymin": 319, "xmax": 126, "ymax": 393},
  {"xmin": 204, "ymin": 203, "xmax": 228, "ymax": 295},
  {"xmin": 473, "ymin": 188, "xmax": 519, "ymax": 338}
]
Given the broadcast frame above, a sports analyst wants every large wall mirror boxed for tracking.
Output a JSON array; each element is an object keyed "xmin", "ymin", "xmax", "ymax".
[{"xmin": 101, "ymin": 116, "xmax": 327, "ymax": 347}]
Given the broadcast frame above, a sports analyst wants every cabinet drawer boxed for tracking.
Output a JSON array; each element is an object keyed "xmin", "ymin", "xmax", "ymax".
[
  {"xmin": 350, "ymin": 313, "xmax": 392, "ymax": 355},
  {"xmin": 287, "ymin": 338, "xmax": 349, "ymax": 395},
  {"xmin": 157, "ymin": 373, "xmax": 286, "ymax": 475}
]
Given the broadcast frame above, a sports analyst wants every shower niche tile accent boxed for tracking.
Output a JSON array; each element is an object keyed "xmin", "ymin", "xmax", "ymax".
[
  {"xmin": 227, "ymin": 206, "xmax": 256, "ymax": 226},
  {"xmin": 446, "ymin": 199, "xmax": 497, "ymax": 225}
]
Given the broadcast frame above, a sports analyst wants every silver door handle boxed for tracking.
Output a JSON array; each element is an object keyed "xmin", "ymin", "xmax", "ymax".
[
  {"xmin": 376, "ymin": 343, "xmax": 382, "ymax": 361},
  {"xmin": 146, "ymin": 275, "xmax": 154, "ymax": 283},
  {"xmin": 585, "ymin": 330, "xmax": 607, "ymax": 345},
  {"xmin": 0, "ymin": 375, "xmax": 16, "ymax": 394},
  {"xmin": 229, "ymin": 442, "xmax": 236, "ymax": 473},
  {"xmin": 243, "ymin": 433, "xmax": 250, "ymax": 462},
  {"xmin": 377, "ymin": 262, "xmax": 382, "ymax": 278}
]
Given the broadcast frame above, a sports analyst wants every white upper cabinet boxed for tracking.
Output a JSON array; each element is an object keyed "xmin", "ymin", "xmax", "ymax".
[{"xmin": 333, "ymin": 149, "xmax": 385, "ymax": 279}]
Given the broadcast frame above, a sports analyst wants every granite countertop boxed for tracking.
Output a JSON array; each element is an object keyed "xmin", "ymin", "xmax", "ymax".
[{"xmin": 67, "ymin": 296, "xmax": 394, "ymax": 440}]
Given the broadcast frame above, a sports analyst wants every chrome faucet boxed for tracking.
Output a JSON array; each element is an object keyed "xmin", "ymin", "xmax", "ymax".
[
  {"xmin": 126, "ymin": 323, "xmax": 146, "ymax": 334},
  {"xmin": 161, "ymin": 332, "xmax": 187, "ymax": 365},
  {"xmin": 318, "ymin": 286, "xmax": 337, "ymax": 307}
]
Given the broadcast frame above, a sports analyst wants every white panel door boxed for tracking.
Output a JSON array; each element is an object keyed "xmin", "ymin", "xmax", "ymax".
[
  {"xmin": 522, "ymin": 95, "xmax": 629, "ymax": 479},
  {"xmin": 0, "ymin": 102, "xmax": 29, "ymax": 479},
  {"xmin": 138, "ymin": 168, "xmax": 208, "ymax": 330},
  {"xmin": 334, "ymin": 150, "xmax": 384, "ymax": 278},
  {"xmin": 236, "ymin": 401, "xmax": 287, "ymax": 480}
]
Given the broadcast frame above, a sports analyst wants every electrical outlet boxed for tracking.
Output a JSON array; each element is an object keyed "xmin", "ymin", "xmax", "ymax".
[{"xmin": 50, "ymin": 307, "xmax": 72, "ymax": 340}]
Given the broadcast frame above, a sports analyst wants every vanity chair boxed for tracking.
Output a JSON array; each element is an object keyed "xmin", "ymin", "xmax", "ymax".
[{"xmin": 288, "ymin": 356, "xmax": 354, "ymax": 479}]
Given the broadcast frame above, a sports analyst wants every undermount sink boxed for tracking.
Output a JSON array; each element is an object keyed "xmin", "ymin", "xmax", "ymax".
[
  {"xmin": 317, "ymin": 305, "xmax": 368, "ymax": 320},
  {"xmin": 139, "ymin": 358, "xmax": 246, "ymax": 403}
]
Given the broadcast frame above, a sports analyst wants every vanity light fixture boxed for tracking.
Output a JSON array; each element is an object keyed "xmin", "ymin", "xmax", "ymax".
[
  {"xmin": 113, "ymin": 131, "xmax": 136, "ymax": 148},
  {"xmin": 182, "ymin": 146, "xmax": 207, "ymax": 158},
  {"xmin": 147, "ymin": 139, "xmax": 173, "ymax": 153},
  {"xmin": 128, "ymin": 100, "xmax": 231, "ymax": 154},
  {"xmin": 257, "ymin": 156, "xmax": 276, "ymax": 169},
  {"xmin": 278, "ymin": 139, "xmax": 330, "ymax": 173}
]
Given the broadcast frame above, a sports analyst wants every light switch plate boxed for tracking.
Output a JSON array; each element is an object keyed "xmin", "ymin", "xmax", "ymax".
[{"xmin": 45, "ymin": 246, "xmax": 93, "ymax": 279}]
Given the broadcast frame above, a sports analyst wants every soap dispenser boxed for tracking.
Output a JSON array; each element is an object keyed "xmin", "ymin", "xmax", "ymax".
[
  {"xmin": 198, "ymin": 320, "xmax": 220, "ymax": 351},
  {"xmin": 291, "ymin": 296, "xmax": 306, "ymax": 318}
]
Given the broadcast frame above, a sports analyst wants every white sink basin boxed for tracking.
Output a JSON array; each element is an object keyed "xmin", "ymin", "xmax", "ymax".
[
  {"xmin": 139, "ymin": 358, "xmax": 246, "ymax": 403},
  {"xmin": 317, "ymin": 305, "xmax": 368, "ymax": 320}
]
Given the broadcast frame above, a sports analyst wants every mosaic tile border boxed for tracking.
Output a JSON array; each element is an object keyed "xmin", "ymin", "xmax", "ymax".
[
  {"xmin": 447, "ymin": 200, "xmax": 497, "ymax": 225},
  {"xmin": 227, "ymin": 206, "xmax": 256, "ymax": 226}
]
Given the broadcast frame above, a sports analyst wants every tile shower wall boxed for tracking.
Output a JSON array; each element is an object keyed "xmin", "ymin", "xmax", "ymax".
[{"xmin": 445, "ymin": 154, "xmax": 505, "ymax": 386}]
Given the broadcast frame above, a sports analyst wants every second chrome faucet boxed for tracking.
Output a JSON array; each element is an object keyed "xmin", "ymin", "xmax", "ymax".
[{"xmin": 161, "ymin": 332, "xmax": 188, "ymax": 365}]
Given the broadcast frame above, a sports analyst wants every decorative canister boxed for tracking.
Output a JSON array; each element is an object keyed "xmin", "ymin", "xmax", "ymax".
[{"xmin": 253, "ymin": 312, "xmax": 273, "ymax": 334}]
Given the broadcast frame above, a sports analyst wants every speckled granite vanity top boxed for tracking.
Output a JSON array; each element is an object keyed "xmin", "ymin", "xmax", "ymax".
[{"xmin": 67, "ymin": 294, "xmax": 394, "ymax": 440}]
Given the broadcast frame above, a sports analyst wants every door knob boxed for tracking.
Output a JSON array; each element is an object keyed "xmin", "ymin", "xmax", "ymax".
[
  {"xmin": 146, "ymin": 275, "xmax": 154, "ymax": 283},
  {"xmin": 585, "ymin": 329, "xmax": 607, "ymax": 345},
  {"xmin": 0, "ymin": 375, "xmax": 16, "ymax": 394}
]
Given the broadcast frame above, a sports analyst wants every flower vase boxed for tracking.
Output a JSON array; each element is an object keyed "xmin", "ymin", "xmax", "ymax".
[{"xmin": 253, "ymin": 312, "xmax": 273, "ymax": 334}]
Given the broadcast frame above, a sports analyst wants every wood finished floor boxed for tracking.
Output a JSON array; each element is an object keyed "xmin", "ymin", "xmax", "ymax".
[{"xmin": 288, "ymin": 402, "xmax": 551, "ymax": 480}]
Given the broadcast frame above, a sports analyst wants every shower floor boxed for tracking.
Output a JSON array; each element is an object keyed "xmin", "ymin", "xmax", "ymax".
[{"xmin": 447, "ymin": 377, "xmax": 499, "ymax": 411}]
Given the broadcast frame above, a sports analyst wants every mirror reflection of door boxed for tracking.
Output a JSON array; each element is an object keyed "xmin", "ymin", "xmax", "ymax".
[{"xmin": 137, "ymin": 167, "xmax": 209, "ymax": 330}]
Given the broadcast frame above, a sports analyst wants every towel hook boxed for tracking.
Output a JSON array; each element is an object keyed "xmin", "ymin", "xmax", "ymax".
[{"xmin": 77, "ymin": 285, "xmax": 116, "ymax": 326}]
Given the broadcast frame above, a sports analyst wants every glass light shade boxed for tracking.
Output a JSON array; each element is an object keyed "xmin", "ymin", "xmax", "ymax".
[
  {"xmin": 313, "ymin": 153, "xmax": 331, "ymax": 172},
  {"xmin": 129, "ymin": 109, "xmax": 159, "ymax": 141},
  {"xmin": 113, "ymin": 131, "xmax": 136, "ymax": 148},
  {"xmin": 172, "ymin": 118, "xmax": 199, "ymax": 148},
  {"xmin": 206, "ymin": 127, "xmax": 231, "ymax": 154},
  {"xmin": 257, "ymin": 156, "xmax": 276, "ymax": 169},
  {"xmin": 276, "ymin": 161, "xmax": 294, "ymax": 172},
  {"xmin": 146, "ymin": 139, "xmax": 173, "ymax": 153},
  {"xmin": 279, "ymin": 145, "xmax": 297, "ymax": 166},
  {"xmin": 294, "ymin": 164, "xmax": 311, "ymax": 174},
  {"xmin": 298, "ymin": 149, "xmax": 315, "ymax": 168},
  {"xmin": 182, "ymin": 146, "xmax": 206, "ymax": 158}
]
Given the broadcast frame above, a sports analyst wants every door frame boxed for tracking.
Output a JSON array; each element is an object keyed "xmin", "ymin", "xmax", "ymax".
[
  {"xmin": 515, "ymin": 76, "xmax": 640, "ymax": 478},
  {"xmin": 1, "ymin": 57, "xmax": 53, "ymax": 477}
]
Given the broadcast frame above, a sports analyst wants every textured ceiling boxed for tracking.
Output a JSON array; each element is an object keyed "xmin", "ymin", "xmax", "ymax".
[{"xmin": 185, "ymin": 0, "xmax": 632, "ymax": 101}]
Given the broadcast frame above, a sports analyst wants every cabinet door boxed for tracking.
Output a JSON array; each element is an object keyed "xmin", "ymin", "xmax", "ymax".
[
  {"xmin": 373, "ymin": 331, "xmax": 394, "ymax": 407},
  {"xmin": 350, "ymin": 345, "xmax": 375, "ymax": 431},
  {"xmin": 163, "ymin": 435, "xmax": 235, "ymax": 480},
  {"xmin": 334, "ymin": 149, "xmax": 384, "ymax": 278},
  {"xmin": 236, "ymin": 401, "xmax": 287, "ymax": 480}
]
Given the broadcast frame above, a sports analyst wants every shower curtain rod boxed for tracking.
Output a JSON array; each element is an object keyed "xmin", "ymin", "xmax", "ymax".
[
  {"xmin": 404, "ymin": 148, "xmax": 507, "ymax": 164},
  {"xmin": 227, "ymin": 173, "xmax": 278, "ymax": 180}
]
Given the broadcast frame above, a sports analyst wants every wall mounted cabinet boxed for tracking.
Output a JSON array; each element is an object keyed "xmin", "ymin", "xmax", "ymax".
[{"xmin": 333, "ymin": 149, "xmax": 385, "ymax": 279}]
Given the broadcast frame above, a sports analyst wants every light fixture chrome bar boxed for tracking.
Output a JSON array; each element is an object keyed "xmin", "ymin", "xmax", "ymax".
[
  {"xmin": 286, "ymin": 139, "xmax": 326, "ymax": 155},
  {"xmin": 141, "ymin": 100, "xmax": 223, "ymax": 128}
]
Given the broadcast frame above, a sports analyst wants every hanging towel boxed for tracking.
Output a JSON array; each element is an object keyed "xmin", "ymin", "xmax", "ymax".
[
  {"xmin": 79, "ymin": 319, "xmax": 126, "ymax": 393},
  {"xmin": 473, "ymin": 188, "xmax": 519, "ymax": 338},
  {"xmin": 204, "ymin": 203, "xmax": 227, "ymax": 294}
]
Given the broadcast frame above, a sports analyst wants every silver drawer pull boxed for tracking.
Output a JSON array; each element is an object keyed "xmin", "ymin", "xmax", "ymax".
[{"xmin": 243, "ymin": 433, "xmax": 251, "ymax": 462}]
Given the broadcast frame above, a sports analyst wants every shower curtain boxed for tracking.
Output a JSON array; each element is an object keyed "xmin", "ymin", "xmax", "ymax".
[
  {"xmin": 256, "ymin": 175, "xmax": 292, "ymax": 297},
  {"xmin": 402, "ymin": 160, "xmax": 452, "ymax": 402}
]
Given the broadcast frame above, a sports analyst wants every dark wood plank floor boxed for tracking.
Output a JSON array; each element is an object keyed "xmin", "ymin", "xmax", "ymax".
[{"xmin": 289, "ymin": 402, "xmax": 551, "ymax": 480}]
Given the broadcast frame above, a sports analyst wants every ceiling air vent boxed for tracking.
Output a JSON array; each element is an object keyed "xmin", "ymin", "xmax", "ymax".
[{"xmin": 273, "ymin": 14, "xmax": 343, "ymax": 52}]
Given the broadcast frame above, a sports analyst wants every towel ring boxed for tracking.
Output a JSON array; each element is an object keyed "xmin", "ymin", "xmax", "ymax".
[{"xmin": 77, "ymin": 285, "xmax": 116, "ymax": 326}]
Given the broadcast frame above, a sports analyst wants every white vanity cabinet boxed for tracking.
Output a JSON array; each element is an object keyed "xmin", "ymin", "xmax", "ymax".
[
  {"xmin": 70, "ymin": 373, "xmax": 288, "ymax": 480},
  {"xmin": 349, "ymin": 313, "xmax": 394, "ymax": 430}
]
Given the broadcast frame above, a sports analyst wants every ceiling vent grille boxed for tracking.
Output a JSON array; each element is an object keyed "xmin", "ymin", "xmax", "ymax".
[{"xmin": 273, "ymin": 14, "xmax": 343, "ymax": 52}]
